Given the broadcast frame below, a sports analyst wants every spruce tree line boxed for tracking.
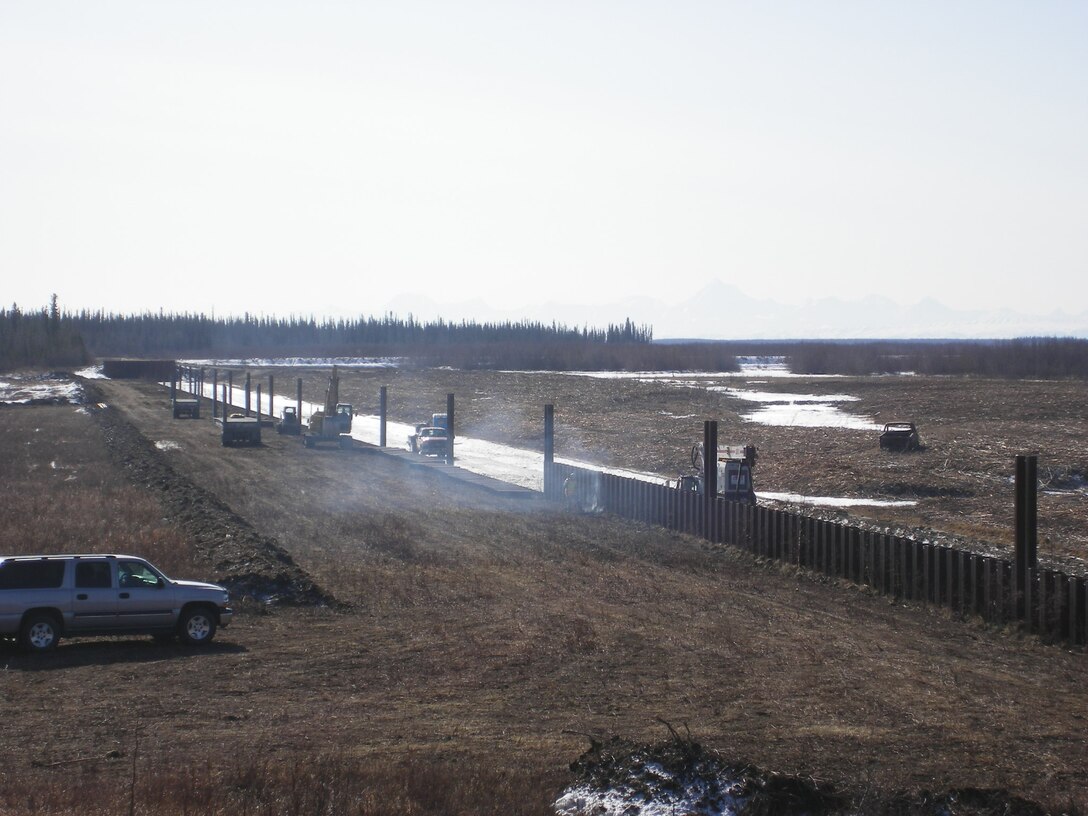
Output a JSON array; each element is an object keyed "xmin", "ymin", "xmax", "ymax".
[
  {"xmin": 62, "ymin": 310, "xmax": 653, "ymax": 355},
  {"xmin": 4, "ymin": 299, "xmax": 1084, "ymax": 377},
  {"xmin": 0, "ymin": 297, "xmax": 90, "ymax": 370},
  {"xmin": 1, "ymin": 300, "xmax": 655, "ymax": 369},
  {"xmin": 786, "ymin": 338, "xmax": 1088, "ymax": 378}
]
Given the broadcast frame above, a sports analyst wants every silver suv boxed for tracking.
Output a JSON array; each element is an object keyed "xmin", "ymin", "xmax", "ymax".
[{"xmin": 0, "ymin": 554, "xmax": 233, "ymax": 652}]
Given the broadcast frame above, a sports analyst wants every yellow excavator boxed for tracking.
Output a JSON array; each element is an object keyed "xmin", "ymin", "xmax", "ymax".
[{"xmin": 302, "ymin": 366, "xmax": 354, "ymax": 449}]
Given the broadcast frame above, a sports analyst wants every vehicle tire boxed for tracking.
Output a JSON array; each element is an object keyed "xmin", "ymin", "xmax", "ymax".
[
  {"xmin": 177, "ymin": 606, "xmax": 217, "ymax": 646},
  {"xmin": 19, "ymin": 612, "xmax": 61, "ymax": 652}
]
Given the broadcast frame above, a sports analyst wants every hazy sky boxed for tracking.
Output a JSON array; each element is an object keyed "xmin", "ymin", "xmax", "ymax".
[{"xmin": 2, "ymin": 2, "xmax": 1085, "ymax": 326}]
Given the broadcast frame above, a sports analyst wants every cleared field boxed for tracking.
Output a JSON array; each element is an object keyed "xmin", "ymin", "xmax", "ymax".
[{"xmin": 0, "ymin": 370, "xmax": 1085, "ymax": 814}]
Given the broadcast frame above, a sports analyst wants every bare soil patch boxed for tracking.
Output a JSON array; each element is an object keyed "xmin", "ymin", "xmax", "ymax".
[{"xmin": 1, "ymin": 371, "xmax": 1086, "ymax": 813}]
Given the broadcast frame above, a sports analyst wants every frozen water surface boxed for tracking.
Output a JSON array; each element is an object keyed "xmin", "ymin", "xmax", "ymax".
[{"xmin": 562, "ymin": 359, "xmax": 879, "ymax": 430}]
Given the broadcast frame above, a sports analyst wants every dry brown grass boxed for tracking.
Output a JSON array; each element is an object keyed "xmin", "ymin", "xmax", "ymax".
[
  {"xmin": 0, "ymin": 407, "xmax": 194, "ymax": 576},
  {"xmin": 2, "ymin": 379, "xmax": 1088, "ymax": 814},
  {"xmin": 0, "ymin": 750, "xmax": 556, "ymax": 816}
]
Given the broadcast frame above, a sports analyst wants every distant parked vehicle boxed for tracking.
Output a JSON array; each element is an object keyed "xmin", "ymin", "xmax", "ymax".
[
  {"xmin": 411, "ymin": 426, "xmax": 449, "ymax": 457},
  {"xmin": 407, "ymin": 412, "xmax": 451, "ymax": 456},
  {"xmin": 879, "ymin": 422, "xmax": 922, "ymax": 452}
]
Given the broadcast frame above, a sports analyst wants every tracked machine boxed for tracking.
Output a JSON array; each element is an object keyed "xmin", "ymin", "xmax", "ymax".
[
  {"xmin": 302, "ymin": 366, "xmax": 354, "ymax": 449},
  {"xmin": 672, "ymin": 442, "xmax": 757, "ymax": 504}
]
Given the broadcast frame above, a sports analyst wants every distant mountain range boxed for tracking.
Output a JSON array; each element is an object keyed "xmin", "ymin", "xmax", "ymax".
[{"xmin": 385, "ymin": 281, "xmax": 1088, "ymax": 341}]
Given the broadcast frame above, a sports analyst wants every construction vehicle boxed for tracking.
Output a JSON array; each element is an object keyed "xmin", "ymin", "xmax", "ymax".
[
  {"xmin": 302, "ymin": 366, "xmax": 354, "ymax": 449},
  {"xmin": 673, "ymin": 442, "xmax": 757, "ymax": 503},
  {"xmin": 172, "ymin": 396, "xmax": 200, "ymax": 419},
  {"xmin": 879, "ymin": 422, "xmax": 922, "ymax": 452},
  {"xmin": 217, "ymin": 412, "xmax": 261, "ymax": 446},
  {"xmin": 275, "ymin": 406, "xmax": 301, "ymax": 435}
]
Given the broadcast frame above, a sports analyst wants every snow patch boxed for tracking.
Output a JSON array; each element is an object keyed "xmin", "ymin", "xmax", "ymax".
[
  {"xmin": 760, "ymin": 491, "xmax": 917, "ymax": 508},
  {"xmin": 0, "ymin": 374, "xmax": 85, "ymax": 405},
  {"xmin": 179, "ymin": 356, "xmax": 401, "ymax": 368}
]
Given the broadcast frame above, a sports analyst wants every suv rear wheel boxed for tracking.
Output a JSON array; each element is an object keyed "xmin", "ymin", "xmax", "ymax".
[
  {"xmin": 178, "ymin": 606, "xmax": 217, "ymax": 645},
  {"xmin": 20, "ymin": 612, "xmax": 60, "ymax": 652}
]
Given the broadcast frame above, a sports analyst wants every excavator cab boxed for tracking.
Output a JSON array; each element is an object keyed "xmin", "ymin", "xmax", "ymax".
[{"xmin": 335, "ymin": 403, "xmax": 354, "ymax": 432}]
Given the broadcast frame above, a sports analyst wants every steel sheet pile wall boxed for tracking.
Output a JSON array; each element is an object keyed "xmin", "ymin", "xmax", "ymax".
[
  {"xmin": 103, "ymin": 359, "xmax": 177, "ymax": 380},
  {"xmin": 546, "ymin": 462, "xmax": 1087, "ymax": 647}
]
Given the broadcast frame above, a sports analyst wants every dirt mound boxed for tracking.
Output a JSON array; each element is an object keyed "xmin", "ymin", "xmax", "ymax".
[
  {"xmin": 82, "ymin": 381, "xmax": 336, "ymax": 608},
  {"xmin": 557, "ymin": 732, "xmax": 1050, "ymax": 816},
  {"xmin": 557, "ymin": 732, "xmax": 841, "ymax": 815}
]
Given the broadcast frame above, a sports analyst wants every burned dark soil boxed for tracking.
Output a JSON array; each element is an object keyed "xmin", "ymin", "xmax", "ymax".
[{"xmin": 1, "ymin": 369, "xmax": 1086, "ymax": 814}]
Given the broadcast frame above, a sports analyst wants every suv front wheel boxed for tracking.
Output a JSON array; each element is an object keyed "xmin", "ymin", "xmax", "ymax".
[{"xmin": 177, "ymin": 606, "xmax": 217, "ymax": 645}]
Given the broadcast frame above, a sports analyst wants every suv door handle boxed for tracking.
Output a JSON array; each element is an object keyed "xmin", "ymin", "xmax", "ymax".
[
  {"xmin": 77, "ymin": 593, "xmax": 88, "ymax": 600},
  {"xmin": 119, "ymin": 593, "xmax": 130, "ymax": 599}
]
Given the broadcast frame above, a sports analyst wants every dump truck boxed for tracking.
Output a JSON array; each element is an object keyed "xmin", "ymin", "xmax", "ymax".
[
  {"xmin": 303, "ymin": 366, "xmax": 354, "ymax": 449},
  {"xmin": 172, "ymin": 397, "xmax": 200, "ymax": 419},
  {"xmin": 676, "ymin": 443, "xmax": 757, "ymax": 504},
  {"xmin": 217, "ymin": 412, "xmax": 261, "ymax": 446}
]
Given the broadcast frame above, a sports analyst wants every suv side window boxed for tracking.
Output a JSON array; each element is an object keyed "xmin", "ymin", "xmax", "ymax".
[
  {"xmin": 118, "ymin": 560, "xmax": 162, "ymax": 588},
  {"xmin": 75, "ymin": 561, "xmax": 112, "ymax": 589},
  {"xmin": 0, "ymin": 560, "xmax": 66, "ymax": 589}
]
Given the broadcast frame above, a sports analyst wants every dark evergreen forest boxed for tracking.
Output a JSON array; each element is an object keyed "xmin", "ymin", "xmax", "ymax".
[
  {"xmin": 782, "ymin": 338, "xmax": 1088, "ymax": 379},
  {"xmin": 2, "ymin": 299, "xmax": 1085, "ymax": 378},
  {"xmin": 0, "ymin": 297, "xmax": 90, "ymax": 370},
  {"xmin": 2, "ymin": 300, "xmax": 689, "ymax": 371}
]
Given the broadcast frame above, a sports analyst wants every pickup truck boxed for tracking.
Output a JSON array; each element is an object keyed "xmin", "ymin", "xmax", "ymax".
[
  {"xmin": 0, "ymin": 554, "xmax": 233, "ymax": 652},
  {"xmin": 407, "ymin": 425, "xmax": 449, "ymax": 457}
]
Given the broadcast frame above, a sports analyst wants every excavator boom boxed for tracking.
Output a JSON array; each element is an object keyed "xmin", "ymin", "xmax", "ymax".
[{"xmin": 324, "ymin": 366, "xmax": 340, "ymax": 415}]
